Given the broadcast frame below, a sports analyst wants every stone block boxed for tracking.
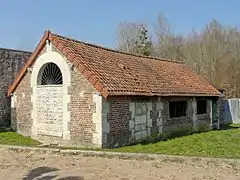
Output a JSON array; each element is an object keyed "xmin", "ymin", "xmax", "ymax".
[
  {"xmin": 129, "ymin": 120, "xmax": 134, "ymax": 130},
  {"xmin": 135, "ymin": 130, "xmax": 147, "ymax": 141}
]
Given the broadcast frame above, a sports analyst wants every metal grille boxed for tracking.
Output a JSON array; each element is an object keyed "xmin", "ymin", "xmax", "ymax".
[{"xmin": 39, "ymin": 63, "xmax": 63, "ymax": 85}]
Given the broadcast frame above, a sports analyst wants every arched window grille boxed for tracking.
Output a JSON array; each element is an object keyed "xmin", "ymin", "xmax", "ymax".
[{"xmin": 37, "ymin": 63, "xmax": 63, "ymax": 85}]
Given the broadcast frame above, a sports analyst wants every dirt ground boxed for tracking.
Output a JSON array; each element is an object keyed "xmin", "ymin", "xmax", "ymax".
[{"xmin": 0, "ymin": 147, "xmax": 239, "ymax": 180}]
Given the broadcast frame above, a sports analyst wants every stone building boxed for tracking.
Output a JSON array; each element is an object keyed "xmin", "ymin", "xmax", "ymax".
[
  {"xmin": 7, "ymin": 31, "xmax": 222, "ymax": 148},
  {"xmin": 0, "ymin": 48, "xmax": 31, "ymax": 126}
]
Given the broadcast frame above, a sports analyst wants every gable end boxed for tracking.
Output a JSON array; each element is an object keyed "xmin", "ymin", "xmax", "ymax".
[{"xmin": 7, "ymin": 31, "xmax": 110, "ymax": 98}]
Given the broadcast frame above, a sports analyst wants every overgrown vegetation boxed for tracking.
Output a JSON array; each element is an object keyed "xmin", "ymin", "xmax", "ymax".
[
  {"xmin": 0, "ymin": 128, "xmax": 40, "ymax": 146},
  {"xmin": 111, "ymin": 124, "xmax": 240, "ymax": 159},
  {"xmin": 116, "ymin": 14, "xmax": 240, "ymax": 98}
]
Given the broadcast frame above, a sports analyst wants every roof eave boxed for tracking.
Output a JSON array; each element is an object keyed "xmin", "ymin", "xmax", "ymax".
[
  {"xmin": 49, "ymin": 33, "xmax": 110, "ymax": 99},
  {"xmin": 7, "ymin": 30, "xmax": 110, "ymax": 99},
  {"xmin": 108, "ymin": 91, "xmax": 223, "ymax": 97}
]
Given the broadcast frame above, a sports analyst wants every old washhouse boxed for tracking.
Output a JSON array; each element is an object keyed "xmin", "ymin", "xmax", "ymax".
[{"xmin": 8, "ymin": 31, "xmax": 222, "ymax": 148}]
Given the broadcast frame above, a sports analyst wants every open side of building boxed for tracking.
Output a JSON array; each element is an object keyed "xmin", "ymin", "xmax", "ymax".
[{"xmin": 7, "ymin": 31, "xmax": 222, "ymax": 148}]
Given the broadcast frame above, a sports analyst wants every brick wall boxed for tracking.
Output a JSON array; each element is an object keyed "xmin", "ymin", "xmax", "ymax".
[
  {"xmin": 12, "ymin": 71, "xmax": 32, "ymax": 136},
  {"xmin": 0, "ymin": 48, "xmax": 31, "ymax": 126},
  {"xmin": 68, "ymin": 66, "xmax": 98, "ymax": 146},
  {"xmin": 105, "ymin": 96, "xmax": 131, "ymax": 147}
]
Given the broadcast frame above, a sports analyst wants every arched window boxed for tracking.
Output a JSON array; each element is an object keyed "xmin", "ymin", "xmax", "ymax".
[{"xmin": 37, "ymin": 63, "xmax": 63, "ymax": 85}]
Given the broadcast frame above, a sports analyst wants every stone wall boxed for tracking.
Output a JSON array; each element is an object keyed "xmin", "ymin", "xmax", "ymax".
[
  {"xmin": 195, "ymin": 100, "xmax": 212, "ymax": 128},
  {"xmin": 36, "ymin": 86, "xmax": 63, "ymax": 137},
  {"xmin": 103, "ymin": 96, "xmax": 214, "ymax": 148},
  {"xmin": 0, "ymin": 48, "xmax": 31, "ymax": 126},
  {"xmin": 162, "ymin": 97, "xmax": 193, "ymax": 133}
]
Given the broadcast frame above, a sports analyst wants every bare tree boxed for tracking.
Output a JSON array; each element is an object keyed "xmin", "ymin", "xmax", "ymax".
[
  {"xmin": 116, "ymin": 14, "xmax": 240, "ymax": 98},
  {"xmin": 116, "ymin": 21, "xmax": 153, "ymax": 56},
  {"xmin": 153, "ymin": 13, "xmax": 184, "ymax": 61},
  {"xmin": 181, "ymin": 20, "xmax": 240, "ymax": 98}
]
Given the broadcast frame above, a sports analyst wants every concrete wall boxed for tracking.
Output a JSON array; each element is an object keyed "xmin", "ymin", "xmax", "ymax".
[
  {"xmin": 0, "ymin": 48, "xmax": 31, "ymax": 126},
  {"xmin": 102, "ymin": 96, "xmax": 213, "ymax": 148}
]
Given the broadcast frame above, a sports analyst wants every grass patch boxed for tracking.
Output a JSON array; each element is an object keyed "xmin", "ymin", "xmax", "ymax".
[
  {"xmin": 111, "ymin": 124, "xmax": 240, "ymax": 159},
  {"xmin": 0, "ymin": 128, "xmax": 41, "ymax": 146},
  {"xmin": 1, "ymin": 124, "xmax": 239, "ymax": 159}
]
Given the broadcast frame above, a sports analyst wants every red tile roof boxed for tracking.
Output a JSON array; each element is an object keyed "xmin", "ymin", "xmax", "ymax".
[{"xmin": 7, "ymin": 31, "xmax": 222, "ymax": 98}]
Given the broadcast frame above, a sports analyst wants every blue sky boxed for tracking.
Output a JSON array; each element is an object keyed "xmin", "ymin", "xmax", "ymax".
[{"xmin": 0, "ymin": 0, "xmax": 239, "ymax": 51}]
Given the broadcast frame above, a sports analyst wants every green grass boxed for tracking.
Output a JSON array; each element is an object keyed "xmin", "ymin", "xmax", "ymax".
[
  {"xmin": 0, "ymin": 128, "xmax": 41, "ymax": 146},
  {"xmin": 0, "ymin": 125, "xmax": 240, "ymax": 159},
  {"xmin": 112, "ymin": 124, "xmax": 240, "ymax": 159}
]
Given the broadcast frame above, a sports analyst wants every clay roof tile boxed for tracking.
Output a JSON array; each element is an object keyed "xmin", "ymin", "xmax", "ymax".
[{"xmin": 7, "ymin": 31, "xmax": 222, "ymax": 98}]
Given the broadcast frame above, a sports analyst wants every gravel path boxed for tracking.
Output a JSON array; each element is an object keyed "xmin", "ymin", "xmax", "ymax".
[{"xmin": 0, "ymin": 147, "xmax": 239, "ymax": 180}]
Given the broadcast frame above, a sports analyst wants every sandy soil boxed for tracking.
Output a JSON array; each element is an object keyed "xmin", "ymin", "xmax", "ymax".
[{"xmin": 0, "ymin": 147, "xmax": 239, "ymax": 180}]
